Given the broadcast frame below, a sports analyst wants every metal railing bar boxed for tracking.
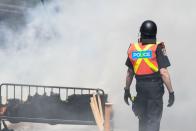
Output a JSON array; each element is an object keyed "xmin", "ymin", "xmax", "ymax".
[
  {"xmin": 13, "ymin": 85, "xmax": 15, "ymax": 99},
  {"xmin": 28, "ymin": 85, "xmax": 30, "ymax": 96},
  {"xmin": 0, "ymin": 83, "xmax": 104, "ymax": 95},
  {"xmin": 21, "ymin": 86, "xmax": 23, "ymax": 101},
  {"xmin": 66, "ymin": 89, "xmax": 68, "ymax": 100},
  {"xmin": 6, "ymin": 85, "xmax": 8, "ymax": 102}
]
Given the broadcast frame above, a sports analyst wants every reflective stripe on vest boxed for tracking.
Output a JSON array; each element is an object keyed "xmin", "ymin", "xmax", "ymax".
[{"xmin": 128, "ymin": 42, "xmax": 159, "ymax": 75}]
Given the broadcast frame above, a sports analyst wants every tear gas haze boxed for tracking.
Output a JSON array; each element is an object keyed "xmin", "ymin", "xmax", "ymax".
[{"xmin": 0, "ymin": 0, "xmax": 195, "ymax": 131}]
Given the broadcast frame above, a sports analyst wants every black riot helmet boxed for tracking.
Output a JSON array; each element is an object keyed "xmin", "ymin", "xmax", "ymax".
[{"xmin": 140, "ymin": 20, "xmax": 157, "ymax": 38}]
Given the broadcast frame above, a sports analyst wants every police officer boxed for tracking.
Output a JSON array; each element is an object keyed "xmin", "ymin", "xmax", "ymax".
[{"xmin": 124, "ymin": 20, "xmax": 175, "ymax": 131}]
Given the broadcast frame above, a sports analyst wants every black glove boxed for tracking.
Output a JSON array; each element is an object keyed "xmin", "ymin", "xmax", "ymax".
[
  {"xmin": 167, "ymin": 92, "xmax": 175, "ymax": 107},
  {"xmin": 124, "ymin": 88, "xmax": 132, "ymax": 105}
]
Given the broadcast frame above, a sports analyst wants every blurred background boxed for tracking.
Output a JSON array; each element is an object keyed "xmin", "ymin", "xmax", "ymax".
[{"xmin": 0, "ymin": 0, "xmax": 195, "ymax": 131}]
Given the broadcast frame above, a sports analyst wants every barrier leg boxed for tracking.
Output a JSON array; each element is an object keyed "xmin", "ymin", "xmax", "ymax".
[{"xmin": 104, "ymin": 103, "xmax": 113, "ymax": 131}]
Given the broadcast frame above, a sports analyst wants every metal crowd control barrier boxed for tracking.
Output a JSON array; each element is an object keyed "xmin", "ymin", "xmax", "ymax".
[{"xmin": 0, "ymin": 83, "xmax": 107, "ymax": 130}]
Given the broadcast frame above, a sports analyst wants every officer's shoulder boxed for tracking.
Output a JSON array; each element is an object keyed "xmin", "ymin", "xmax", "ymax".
[
  {"xmin": 157, "ymin": 42, "xmax": 165, "ymax": 49},
  {"xmin": 157, "ymin": 42, "xmax": 168, "ymax": 56},
  {"xmin": 127, "ymin": 42, "xmax": 134, "ymax": 53}
]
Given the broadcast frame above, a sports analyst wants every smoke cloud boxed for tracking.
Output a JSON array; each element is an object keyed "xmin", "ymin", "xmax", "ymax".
[{"xmin": 0, "ymin": 0, "xmax": 195, "ymax": 131}]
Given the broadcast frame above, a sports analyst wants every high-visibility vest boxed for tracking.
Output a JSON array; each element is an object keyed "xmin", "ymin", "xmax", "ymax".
[{"xmin": 128, "ymin": 42, "xmax": 160, "ymax": 75}]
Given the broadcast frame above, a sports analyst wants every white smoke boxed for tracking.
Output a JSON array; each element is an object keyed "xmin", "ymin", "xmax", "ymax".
[{"xmin": 0, "ymin": 0, "xmax": 196, "ymax": 131}]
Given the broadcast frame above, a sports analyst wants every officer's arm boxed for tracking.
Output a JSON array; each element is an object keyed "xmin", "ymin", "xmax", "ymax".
[
  {"xmin": 160, "ymin": 68, "xmax": 174, "ymax": 93},
  {"xmin": 157, "ymin": 43, "xmax": 173, "ymax": 93},
  {"xmin": 125, "ymin": 68, "xmax": 134, "ymax": 89}
]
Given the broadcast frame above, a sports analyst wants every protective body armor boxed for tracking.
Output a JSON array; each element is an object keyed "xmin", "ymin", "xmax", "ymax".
[{"xmin": 128, "ymin": 42, "xmax": 160, "ymax": 75}]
